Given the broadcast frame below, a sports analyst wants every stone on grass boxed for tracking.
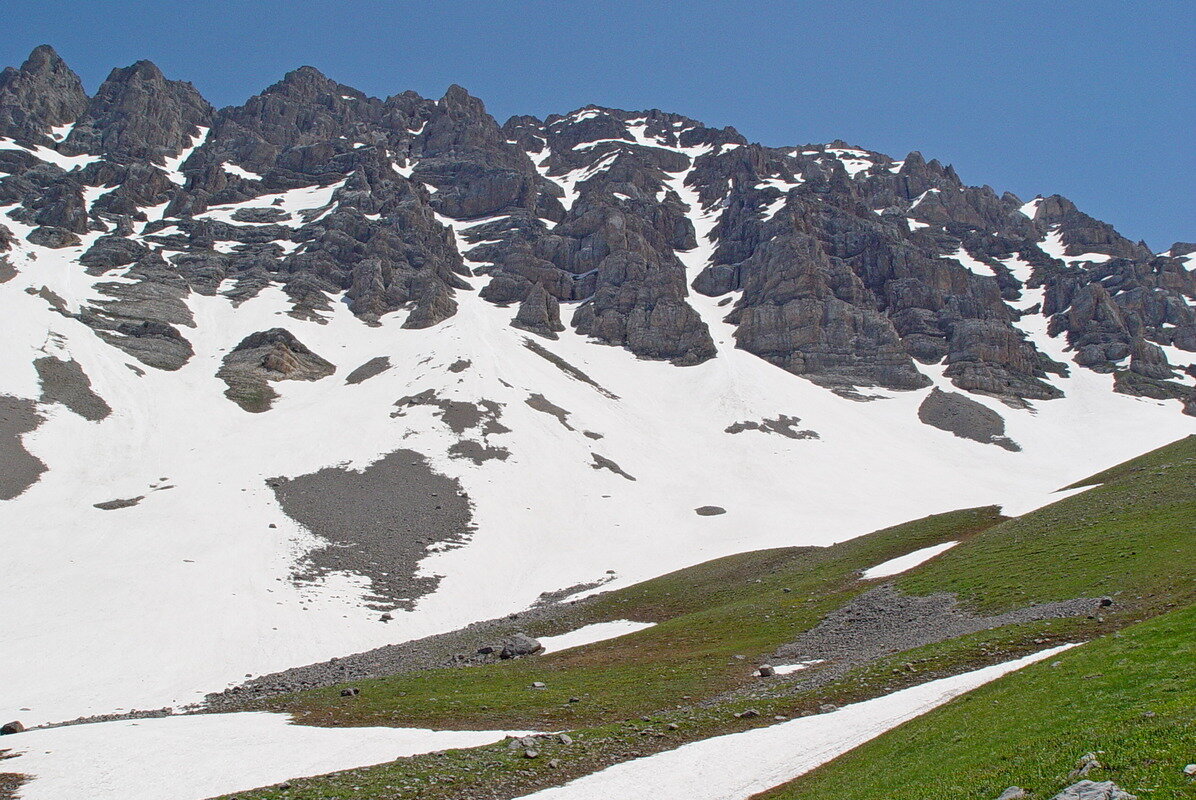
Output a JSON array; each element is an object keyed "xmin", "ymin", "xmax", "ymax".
[{"xmin": 1049, "ymin": 780, "xmax": 1137, "ymax": 800}]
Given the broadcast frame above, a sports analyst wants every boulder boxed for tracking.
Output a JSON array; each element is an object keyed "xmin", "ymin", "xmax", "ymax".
[
  {"xmin": 26, "ymin": 225, "xmax": 81, "ymax": 248},
  {"xmin": 1049, "ymin": 780, "xmax": 1137, "ymax": 800},
  {"xmin": 499, "ymin": 632, "xmax": 542, "ymax": 659}
]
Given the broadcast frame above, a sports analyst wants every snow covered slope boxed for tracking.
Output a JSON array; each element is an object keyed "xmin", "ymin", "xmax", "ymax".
[
  {"xmin": 1, "ymin": 188, "xmax": 1190, "ymax": 726},
  {"xmin": 0, "ymin": 47, "xmax": 1193, "ymax": 729}
]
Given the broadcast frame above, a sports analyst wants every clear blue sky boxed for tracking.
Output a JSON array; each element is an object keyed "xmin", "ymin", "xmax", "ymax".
[{"xmin": 4, "ymin": 0, "xmax": 1192, "ymax": 248}]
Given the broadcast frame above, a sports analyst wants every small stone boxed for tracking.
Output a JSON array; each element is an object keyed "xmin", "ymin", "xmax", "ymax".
[
  {"xmin": 819, "ymin": 703, "xmax": 838, "ymax": 713},
  {"xmin": 477, "ymin": 646, "xmax": 495, "ymax": 655},
  {"xmin": 557, "ymin": 733, "xmax": 573, "ymax": 745},
  {"xmin": 548, "ymin": 758, "xmax": 561, "ymax": 768},
  {"xmin": 666, "ymin": 723, "xmax": 679, "ymax": 730},
  {"xmin": 735, "ymin": 709, "xmax": 760, "ymax": 719},
  {"xmin": 758, "ymin": 664, "xmax": 775, "ymax": 677},
  {"xmin": 1184, "ymin": 764, "xmax": 1196, "ymax": 777},
  {"xmin": 0, "ymin": 720, "xmax": 24, "ymax": 735},
  {"xmin": 695, "ymin": 505, "xmax": 726, "ymax": 516},
  {"xmin": 567, "ymin": 697, "xmax": 580, "ymax": 703},
  {"xmin": 1069, "ymin": 752, "xmax": 1102, "ymax": 779},
  {"xmin": 531, "ymin": 681, "xmax": 546, "ymax": 689},
  {"xmin": 996, "ymin": 788, "xmax": 1028, "ymax": 800},
  {"xmin": 379, "ymin": 613, "xmax": 392, "ymax": 622},
  {"xmin": 339, "ymin": 688, "xmax": 360, "ymax": 697},
  {"xmin": 524, "ymin": 749, "xmax": 539, "ymax": 759}
]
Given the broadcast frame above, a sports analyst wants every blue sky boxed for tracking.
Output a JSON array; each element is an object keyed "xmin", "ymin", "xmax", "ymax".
[{"xmin": 4, "ymin": 0, "xmax": 1192, "ymax": 248}]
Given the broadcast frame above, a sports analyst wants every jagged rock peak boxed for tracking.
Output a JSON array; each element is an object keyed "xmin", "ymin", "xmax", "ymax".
[
  {"xmin": 0, "ymin": 44, "xmax": 89, "ymax": 143},
  {"xmin": 440, "ymin": 83, "xmax": 484, "ymax": 112},
  {"xmin": 267, "ymin": 65, "xmax": 363, "ymax": 101},
  {"xmin": 63, "ymin": 58, "xmax": 213, "ymax": 162}
]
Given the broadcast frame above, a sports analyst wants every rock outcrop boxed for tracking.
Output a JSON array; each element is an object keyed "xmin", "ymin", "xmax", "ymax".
[
  {"xmin": 217, "ymin": 328, "xmax": 335, "ymax": 412},
  {"xmin": 0, "ymin": 45, "xmax": 1191, "ymax": 411}
]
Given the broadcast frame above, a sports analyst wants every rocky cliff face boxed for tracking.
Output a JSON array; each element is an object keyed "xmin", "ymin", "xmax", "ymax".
[{"xmin": 1, "ymin": 46, "xmax": 1192, "ymax": 412}]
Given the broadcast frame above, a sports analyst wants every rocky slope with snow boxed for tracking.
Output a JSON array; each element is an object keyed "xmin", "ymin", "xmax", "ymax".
[{"xmin": 1, "ymin": 44, "xmax": 1194, "ymax": 737}]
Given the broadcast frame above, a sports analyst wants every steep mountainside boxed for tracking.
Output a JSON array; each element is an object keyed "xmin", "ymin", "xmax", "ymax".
[{"xmin": 1, "ymin": 45, "xmax": 1194, "ymax": 735}]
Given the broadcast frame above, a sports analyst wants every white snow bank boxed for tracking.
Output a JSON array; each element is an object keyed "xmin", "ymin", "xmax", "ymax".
[
  {"xmin": 7, "ymin": 712, "xmax": 528, "ymax": 800},
  {"xmin": 515, "ymin": 644, "xmax": 1077, "ymax": 800},
  {"xmin": 771, "ymin": 659, "xmax": 824, "ymax": 675},
  {"xmin": 222, "ymin": 162, "xmax": 262, "ymax": 181},
  {"xmin": 0, "ymin": 136, "xmax": 99, "ymax": 171},
  {"xmin": 860, "ymin": 541, "xmax": 959, "ymax": 580},
  {"xmin": 537, "ymin": 620, "xmax": 655, "ymax": 654}
]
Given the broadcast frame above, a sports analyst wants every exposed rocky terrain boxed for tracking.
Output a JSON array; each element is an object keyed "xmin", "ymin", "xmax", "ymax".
[{"xmin": 0, "ymin": 45, "xmax": 1191, "ymax": 413}]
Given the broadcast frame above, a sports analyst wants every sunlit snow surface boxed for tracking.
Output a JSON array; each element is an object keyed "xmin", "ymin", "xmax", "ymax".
[
  {"xmin": 0, "ymin": 154, "xmax": 1193, "ymax": 733},
  {"xmin": 515, "ymin": 645, "xmax": 1077, "ymax": 800},
  {"xmin": 6, "ymin": 713, "xmax": 528, "ymax": 800},
  {"xmin": 860, "ymin": 541, "xmax": 959, "ymax": 580},
  {"xmin": 537, "ymin": 620, "xmax": 655, "ymax": 654}
]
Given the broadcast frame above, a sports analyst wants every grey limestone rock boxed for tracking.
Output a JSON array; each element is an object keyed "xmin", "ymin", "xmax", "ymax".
[
  {"xmin": 0, "ymin": 45, "xmax": 88, "ymax": 144},
  {"xmin": 217, "ymin": 328, "xmax": 335, "ymax": 412},
  {"xmin": 1050, "ymin": 780, "xmax": 1137, "ymax": 800}
]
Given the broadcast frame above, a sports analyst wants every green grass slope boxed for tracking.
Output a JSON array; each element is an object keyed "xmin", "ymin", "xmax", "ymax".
[
  {"xmin": 254, "ymin": 506, "xmax": 1005, "ymax": 731},
  {"xmin": 756, "ymin": 603, "xmax": 1196, "ymax": 800}
]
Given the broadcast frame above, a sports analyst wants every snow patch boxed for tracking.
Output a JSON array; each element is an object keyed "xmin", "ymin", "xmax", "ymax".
[
  {"xmin": 860, "ymin": 541, "xmax": 959, "ymax": 579},
  {"xmin": 7, "ymin": 712, "xmax": 528, "ymax": 800},
  {"xmin": 537, "ymin": 620, "xmax": 655, "ymax": 654},
  {"xmin": 221, "ymin": 162, "xmax": 262, "ymax": 181},
  {"xmin": 515, "ymin": 645, "xmax": 1078, "ymax": 800}
]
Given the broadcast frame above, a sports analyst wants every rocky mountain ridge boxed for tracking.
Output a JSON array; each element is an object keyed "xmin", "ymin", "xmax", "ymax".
[{"xmin": 0, "ymin": 44, "xmax": 1193, "ymax": 412}]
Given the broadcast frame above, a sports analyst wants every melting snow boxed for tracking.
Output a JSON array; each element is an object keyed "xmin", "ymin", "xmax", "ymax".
[
  {"xmin": 860, "ymin": 541, "xmax": 959, "ymax": 579},
  {"xmin": 945, "ymin": 245, "xmax": 996, "ymax": 276},
  {"xmin": 158, "ymin": 127, "xmax": 210, "ymax": 186},
  {"xmin": 6, "ymin": 713, "xmax": 529, "ymax": 800},
  {"xmin": 771, "ymin": 659, "xmax": 824, "ymax": 675},
  {"xmin": 1019, "ymin": 197, "xmax": 1042, "ymax": 219},
  {"xmin": 221, "ymin": 162, "xmax": 262, "ymax": 181},
  {"xmin": 1040, "ymin": 228, "xmax": 1113, "ymax": 266},
  {"xmin": 514, "ymin": 645, "xmax": 1078, "ymax": 800},
  {"xmin": 0, "ymin": 136, "xmax": 100, "ymax": 171},
  {"xmin": 537, "ymin": 620, "xmax": 655, "ymax": 654}
]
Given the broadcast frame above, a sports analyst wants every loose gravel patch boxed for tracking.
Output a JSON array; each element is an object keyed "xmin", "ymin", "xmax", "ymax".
[
  {"xmin": 34, "ymin": 356, "xmax": 112, "ymax": 421},
  {"xmin": 344, "ymin": 356, "xmax": 391, "ymax": 385},
  {"xmin": 272, "ymin": 450, "xmax": 473, "ymax": 611},
  {"xmin": 0, "ymin": 395, "xmax": 46, "ymax": 500}
]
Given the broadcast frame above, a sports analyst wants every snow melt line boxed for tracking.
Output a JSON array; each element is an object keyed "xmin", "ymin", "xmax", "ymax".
[
  {"xmin": 537, "ymin": 620, "xmax": 655, "ymax": 654},
  {"xmin": 5, "ymin": 711, "xmax": 532, "ymax": 800},
  {"xmin": 860, "ymin": 540, "xmax": 959, "ymax": 580},
  {"xmin": 514, "ymin": 644, "xmax": 1078, "ymax": 800}
]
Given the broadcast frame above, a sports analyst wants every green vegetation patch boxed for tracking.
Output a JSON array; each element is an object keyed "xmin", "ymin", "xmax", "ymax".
[
  {"xmin": 757, "ymin": 602, "xmax": 1196, "ymax": 800},
  {"xmin": 256, "ymin": 506, "xmax": 1004, "ymax": 730}
]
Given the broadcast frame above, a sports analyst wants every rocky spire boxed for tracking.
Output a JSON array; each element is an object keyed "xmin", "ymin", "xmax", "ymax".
[
  {"xmin": 0, "ymin": 45, "xmax": 89, "ymax": 143},
  {"xmin": 63, "ymin": 59, "xmax": 213, "ymax": 162}
]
